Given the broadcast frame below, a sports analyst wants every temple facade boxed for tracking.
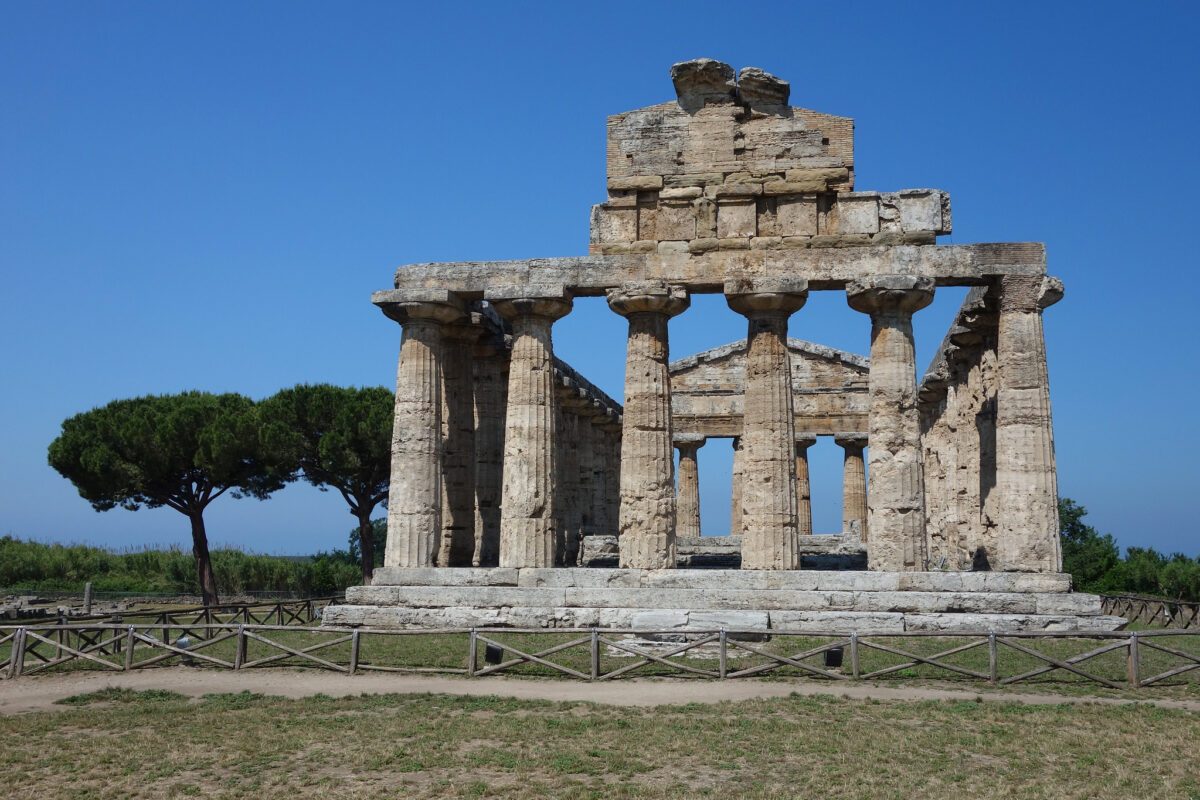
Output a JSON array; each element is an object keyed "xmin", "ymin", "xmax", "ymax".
[{"xmin": 324, "ymin": 60, "xmax": 1119, "ymax": 633}]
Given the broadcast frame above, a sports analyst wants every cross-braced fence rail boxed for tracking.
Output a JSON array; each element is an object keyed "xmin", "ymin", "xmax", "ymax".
[
  {"xmin": 2, "ymin": 624, "xmax": 1197, "ymax": 691},
  {"xmin": 8, "ymin": 598, "xmax": 341, "ymax": 637},
  {"xmin": 1101, "ymin": 595, "xmax": 1199, "ymax": 629}
]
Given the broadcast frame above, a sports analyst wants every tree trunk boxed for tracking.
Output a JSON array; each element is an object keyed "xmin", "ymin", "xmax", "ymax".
[
  {"xmin": 357, "ymin": 510, "xmax": 376, "ymax": 584},
  {"xmin": 189, "ymin": 512, "xmax": 220, "ymax": 606}
]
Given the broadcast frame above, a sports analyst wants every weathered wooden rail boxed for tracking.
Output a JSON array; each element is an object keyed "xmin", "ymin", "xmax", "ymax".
[
  {"xmin": 1, "ymin": 623, "xmax": 1197, "ymax": 690},
  {"xmin": 1100, "ymin": 595, "xmax": 1199, "ymax": 629}
]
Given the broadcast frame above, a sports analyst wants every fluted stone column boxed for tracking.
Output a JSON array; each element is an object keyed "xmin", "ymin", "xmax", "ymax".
[
  {"xmin": 472, "ymin": 332, "xmax": 508, "ymax": 567},
  {"xmin": 726, "ymin": 278, "xmax": 809, "ymax": 570},
  {"xmin": 437, "ymin": 321, "xmax": 480, "ymax": 567},
  {"xmin": 675, "ymin": 435, "xmax": 705, "ymax": 539},
  {"xmin": 586, "ymin": 410, "xmax": 609, "ymax": 538},
  {"xmin": 608, "ymin": 281, "xmax": 690, "ymax": 569},
  {"xmin": 730, "ymin": 436, "xmax": 743, "ymax": 537},
  {"xmin": 490, "ymin": 289, "xmax": 573, "ymax": 568},
  {"xmin": 554, "ymin": 393, "xmax": 581, "ymax": 566},
  {"xmin": 597, "ymin": 410, "xmax": 623, "ymax": 535},
  {"xmin": 835, "ymin": 432, "xmax": 869, "ymax": 540},
  {"xmin": 377, "ymin": 292, "xmax": 465, "ymax": 568},
  {"xmin": 995, "ymin": 275, "xmax": 1064, "ymax": 572},
  {"xmin": 794, "ymin": 434, "xmax": 817, "ymax": 537},
  {"xmin": 847, "ymin": 275, "xmax": 934, "ymax": 571}
]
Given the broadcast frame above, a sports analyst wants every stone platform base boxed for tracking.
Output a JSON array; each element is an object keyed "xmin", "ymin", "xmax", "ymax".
[{"xmin": 322, "ymin": 568, "xmax": 1125, "ymax": 634}]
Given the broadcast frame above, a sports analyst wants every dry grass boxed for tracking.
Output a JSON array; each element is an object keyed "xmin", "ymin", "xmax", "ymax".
[{"xmin": 0, "ymin": 688, "xmax": 1196, "ymax": 799}]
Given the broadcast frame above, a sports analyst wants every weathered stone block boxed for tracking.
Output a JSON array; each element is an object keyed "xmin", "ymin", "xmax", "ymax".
[
  {"xmin": 832, "ymin": 195, "xmax": 881, "ymax": 234},
  {"xmin": 657, "ymin": 201, "xmax": 697, "ymax": 240},
  {"xmin": 608, "ymin": 175, "xmax": 664, "ymax": 191},
  {"xmin": 777, "ymin": 196, "xmax": 818, "ymax": 236},
  {"xmin": 717, "ymin": 199, "xmax": 756, "ymax": 238},
  {"xmin": 897, "ymin": 189, "xmax": 947, "ymax": 233},
  {"xmin": 589, "ymin": 205, "xmax": 637, "ymax": 243}
]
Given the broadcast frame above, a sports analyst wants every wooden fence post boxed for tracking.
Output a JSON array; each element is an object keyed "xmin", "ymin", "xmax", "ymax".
[
  {"xmin": 719, "ymin": 629, "xmax": 728, "ymax": 679},
  {"xmin": 590, "ymin": 629, "xmax": 600, "ymax": 680},
  {"xmin": 349, "ymin": 629, "xmax": 360, "ymax": 676},
  {"xmin": 467, "ymin": 629, "xmax": 477, "ymax": 678},
  {"xmin": 988, "ymin": 633, "xmax": 998, "ymax": 684},
  {"xmin": 850, "ymin": 633, "xmax": 860, "ymax": 679},
  {"xmin": 11, "ymin": 628, "xmax": 26, "ymax": 678},
  {"xmin": 234, "ymin": 625, "xmax": 246, "ymax": 670},
  {"xmin": 124, "ymin": 627, "xmax": 136, "ymax": 671},
  {"xmin": 1127, "ymin": 632, "xmax": 1140, "ymax": 689}
]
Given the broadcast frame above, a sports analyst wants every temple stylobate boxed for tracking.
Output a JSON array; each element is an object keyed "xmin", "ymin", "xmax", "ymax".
[{"xmin": 326, "ymin": 59, "xmax": 1121, "ymax": 634}]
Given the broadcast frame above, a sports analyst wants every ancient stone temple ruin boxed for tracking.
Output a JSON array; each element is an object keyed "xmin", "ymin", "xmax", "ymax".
[{"xmin": 325, "ymin": 59, "xmax": 1121, "ymax": 633}]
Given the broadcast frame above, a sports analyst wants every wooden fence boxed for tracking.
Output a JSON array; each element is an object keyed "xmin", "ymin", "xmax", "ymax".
[
  {"xmin": 1100, "ymin": 595, "xmax": 1199, "ymax": 629},
  {"xmin": 1, "ymin": 623, "xmax": 1197, "ymax": 690}
]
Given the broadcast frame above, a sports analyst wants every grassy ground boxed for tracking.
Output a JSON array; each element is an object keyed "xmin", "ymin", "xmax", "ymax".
[
  {"xmin": 5, "ymin": 626, "xmax": 1198, "ymax": 701},
  {"xmin": 1, "ymin": 687, "xmax": 1196, "ymax": 799}
]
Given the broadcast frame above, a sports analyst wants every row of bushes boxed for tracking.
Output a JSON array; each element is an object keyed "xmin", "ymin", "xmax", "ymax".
[{"xmin": 0, "ymin": 535, "xmax": 361, "ymax": 597}]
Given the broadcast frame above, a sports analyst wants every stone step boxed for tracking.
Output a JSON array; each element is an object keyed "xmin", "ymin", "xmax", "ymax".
[
  {"xmin": 346, "ymin": 585, "xmax": 1102, "ymax": 616},
  {"xmin": 323, "ymin": 603, "xmax": 1126, "ymax": 634},
  {"xmin": 367, "ymin": 567, "xmax": 1073, "ymax": 594}
]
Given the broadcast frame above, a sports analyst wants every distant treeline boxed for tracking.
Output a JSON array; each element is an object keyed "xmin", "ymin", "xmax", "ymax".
[
  {"xmin": 0, "ymin": 535, "xmax": 362, "ymax": 597},
  {"xmin": 1060, "ymin": 499, "xmax": 1200, "ymax": 602}
]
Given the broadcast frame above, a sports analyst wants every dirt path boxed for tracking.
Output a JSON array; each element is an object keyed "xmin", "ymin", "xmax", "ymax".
[{"xmin": 1, "ymin": 668, "xmax": 1197, "ymax": 715}]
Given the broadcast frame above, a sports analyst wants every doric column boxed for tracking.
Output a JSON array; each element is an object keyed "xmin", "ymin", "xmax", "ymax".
[
  {"xmin": 994, "ymin": 275, "xmax": 1064, "ymax": 572},
  {"xmin": 675, "ymin": 434, "xmax": 706, "ymax": 539},
  {"xmin": 489, "ymin": 288, "xmax": 573, "ymax": 568},
  {"xmin": 730, "ymin": 436, "xmax": 743, "ymax": 537},
  {"xmin": 835, "ymin": 432, "xmax": 869, "ymax": 541},
  {"xmin": 726, "ymin": 277, "xmax": 809, "ymax": 570},
  {"xmin": 605, "ymin": 415, "xmax": 623, "ymax": 536},
  {"xmin": 376, "ymin": 291, "xmax": 465, "ymax": 568},
  {"xmin": 794, "ymin": 434, "xmax": 817, "ymax": 537},
  {"xmin": 437, "ymin": 321, "xmax": 480, "ymax": 567},
  {"xmin": 847, "ymin": 275, "xmax": 934, "ymax": 571},
  {"xmin": 554, "ymin": 388, "xmax": 581, "ymax": 566},
  {"xmin": 471, "ymin": 330, "xmax": 508, "ymax": 567},
  {"xmin": 608, "ymin": 281, "xmax": 690, "ymax": 569}
]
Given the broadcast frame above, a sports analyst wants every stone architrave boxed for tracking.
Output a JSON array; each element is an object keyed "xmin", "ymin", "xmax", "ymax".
[
  {"xmin": 794, "ymin": 434, "xmax": 817, "ymax": 537},
  {"xmin": 847, "ymin": 275, "xmax": 934, "ymax": 571},
  {"xmin": 726, "ymin": 277, "xmax": 809, "ymax": 570},
  {"xmin": 607, "ymin": 281, "xmax": 690, "ymax": 569},
  {"xmin": 488, "ymin": 288, "xmax": 573, "ymax": 568},
  {"xmin": 437, "ymin": 321, "xmax": 480, "ymax": 567},
  {"xmin": 376, "ymin": 292, "xmax": 466, "ymax": 568},
  {"xmin": 994, "ymin": 275, "xmax": 1064, "ymax": 572},
  {"xmin": 834, "ymin": 432, "xmax": 869, "ymax": 540},
  {"xmin": 675, "ymin": 434, "xmax": 706, "ymax": 538},
  {"xmin": 471, "ymin": 332, "xmax": 508, "ymax": 567}
]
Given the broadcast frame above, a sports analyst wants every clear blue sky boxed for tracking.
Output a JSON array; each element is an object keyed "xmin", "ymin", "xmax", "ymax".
[{"xmin": 2, "ymin": 2, "xmax": 1197, "ymax": 557}]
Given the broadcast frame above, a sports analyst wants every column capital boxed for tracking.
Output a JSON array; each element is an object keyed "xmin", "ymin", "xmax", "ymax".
[
  {"xmin": 846, "ymin": 274, "xmax": 934, "ymax": 315},
  {"xmin": 485, "ymin": 285, "xmax": 573, "ymax": 321},
  {"xmin": 794, "ymin": 433, "xmax": 818, "ymax": 450},
  {"xmin": 606, "ymin": 281, "xmax": 690, "ymax": 318},
  {"xmin": 834, "ymin": 431, "xmax": 868, "ymax": 449},
  {"xmin": 724, "ymin": 277, "xmax": 808, "ymax": 318},
  {"xmin": 375, "ymin": 289, "xmax": 467, "ymax": 326},
  {"xmin": 674, "ymin": 433, "xmax": 707, "ymax": 451}
]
